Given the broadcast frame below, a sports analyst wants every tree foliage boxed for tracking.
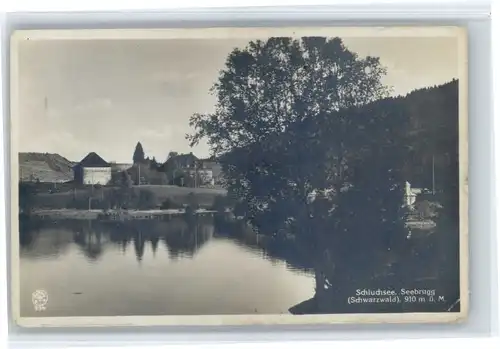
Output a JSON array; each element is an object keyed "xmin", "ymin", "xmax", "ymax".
[
  {"xmin": 19, "ymin": 182, "xmax": 36, "ymax": 215},
  {"xmin": 188, "ymin": 37, "xmax": 390, "ymax": 156},
  {"xmin": 167, "ymin": 152, "xmax": 179, "ymax": 160},
  {"xmin": 399, "ymin": 80, "xmax": 459, "ymax": 223},
  {"xmin": 133, "ymin": 142, "xmax": 145, "ymax": 164},
  {"xmin": 189, "ymin": 36, "xmax": 389, "ymax": 221},
  {"xmin": 128, "ymin": 163, "xmax": 168, "ymax": 185},
  {"xmin": 150, "ymin": 157, "xmax": 159, "ymax": 171},
  {"xmin": 188, "ymin": 36, "xmax": 391, "ymax": 230}
]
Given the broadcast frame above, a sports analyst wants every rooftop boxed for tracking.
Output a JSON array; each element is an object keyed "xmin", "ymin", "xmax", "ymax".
[{"xmin": 77, "ymin": 152, "xmax": 111, "ymax": 168}]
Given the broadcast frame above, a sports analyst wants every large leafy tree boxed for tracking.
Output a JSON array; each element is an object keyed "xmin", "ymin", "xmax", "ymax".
[
  {"xmin": 188, "ymin": 36, "xmax": 389, "ymax": 215},
  {"xmin": 189, "ymin": 37, "xmax": 389, "ymax": 155}
]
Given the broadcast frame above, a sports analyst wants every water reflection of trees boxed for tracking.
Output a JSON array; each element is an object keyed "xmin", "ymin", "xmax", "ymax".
[
  {"xmin": 19, "ymin": 218, "xmax": 41, "ymax": 249},
  {"xmin": 20, "ymin": 216, "xmax": 316, "ymax": 274},
  {"xmin": 20, "ymin": 213, "xmax": 458, "ymax": 314},
  {"xmin": 213, "ymin": 216, "xmax": 314, "ymax": 273},
  {"xmin": 73, "ymin": 229, "xmax": 104, "ymax": 261},
  {"xmin": 84, "ymin": 218, "xmax": 214, "ymax": 262},
  {"xmin": 20, "ymin": 217, "xmax": 215, "ymax": 263},
  {"xmin": 20, "ymin": 218, "xmax": 73, "ymax": 259}
]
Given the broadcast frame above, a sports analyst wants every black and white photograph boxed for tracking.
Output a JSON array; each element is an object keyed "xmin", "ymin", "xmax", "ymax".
[{"xmin": 10, "ymin": 27, "xmax": 468, "ymax": 326}]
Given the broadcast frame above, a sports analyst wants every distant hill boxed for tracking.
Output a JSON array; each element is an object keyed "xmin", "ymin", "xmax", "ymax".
[{"xmin": 19, "ymin": 152, "xmax": 75, "ymax": 183}]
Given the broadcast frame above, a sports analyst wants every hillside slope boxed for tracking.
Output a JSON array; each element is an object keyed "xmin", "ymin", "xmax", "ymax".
[{"xmin": 19, "ymin": 152, "xmax": 75, "ymax": 183}]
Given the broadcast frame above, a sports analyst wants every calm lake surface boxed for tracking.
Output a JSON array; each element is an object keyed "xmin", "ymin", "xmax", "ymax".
[{"xmin": 19, "ymin": 217, "xmax": 315, "ymax": 317}]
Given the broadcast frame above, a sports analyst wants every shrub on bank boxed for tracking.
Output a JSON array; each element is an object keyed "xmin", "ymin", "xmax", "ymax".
[
  {"xmin": 160, "ymin": 198, "xmax": 183, "ymax": 210},
  {"xmin": 211, "ymin": 195, "xmax": 231, "ymax": 212},
  {"xmin": 136, "ymin": 189, "xmax": 157, "ymax": 210},
  {"xmin": 186, "ymin": 192, "xmax": 200, "ymax": 210},
  {"xmin": 30, "ymin": 184, "xmax": 224, "ymax": 210}
]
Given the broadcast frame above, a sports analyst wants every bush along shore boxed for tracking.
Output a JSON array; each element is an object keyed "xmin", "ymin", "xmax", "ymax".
[
  {"xmin": 20, "ymin": 181, "xmax": 235, "ymax": 222},
  {"xmin": 20, "ymin": 181, "xmax": 227, "ymax": 212},
  {"xmin": 31, "ymin": 208, "xmax": 226, "ymax": 221}
]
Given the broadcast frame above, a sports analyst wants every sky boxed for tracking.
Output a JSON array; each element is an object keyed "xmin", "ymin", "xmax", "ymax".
[{"xmin": 16, "ymin": 35, "xmax": 459, "ymax": 163}]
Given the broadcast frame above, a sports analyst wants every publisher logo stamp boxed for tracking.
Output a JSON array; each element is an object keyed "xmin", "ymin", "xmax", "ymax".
[{"xmin": 32, "ymin": 289, "xmax": 48, "ymax": 311}]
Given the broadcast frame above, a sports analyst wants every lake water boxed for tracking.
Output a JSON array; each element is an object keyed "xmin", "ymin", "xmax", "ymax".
[{"xmin": 19, "ymin": 217, "xmax": 315, "ymax": 317}]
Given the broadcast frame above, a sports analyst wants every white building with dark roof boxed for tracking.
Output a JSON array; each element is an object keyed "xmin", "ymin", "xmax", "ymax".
[{"xmin": 73, "ymin": 152, "xmax": 112, "ymax": 185}]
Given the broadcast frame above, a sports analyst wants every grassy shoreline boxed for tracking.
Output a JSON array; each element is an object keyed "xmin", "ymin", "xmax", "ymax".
[
  {"xmin": 27, "ymin": 184, "xmax": 227, "ymax": 210},
  {"xmin": 30, "ymin": 208, "xmax": 223, "ymax": 220}
]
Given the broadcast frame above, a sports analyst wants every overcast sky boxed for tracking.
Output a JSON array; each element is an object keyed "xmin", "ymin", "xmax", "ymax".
[{"xmin": 17, "ymin": 36, "xmax": 459, "ymax": 163}]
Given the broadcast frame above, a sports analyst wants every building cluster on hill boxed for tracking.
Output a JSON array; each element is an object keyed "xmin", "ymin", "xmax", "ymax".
[{"xmin": 68, "ymin": 143, "xmax": 223, "ymax": 189}]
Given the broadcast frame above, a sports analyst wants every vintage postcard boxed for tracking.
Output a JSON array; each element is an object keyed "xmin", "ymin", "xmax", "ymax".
[{"xmin": 10, "ymin": 26, "xmax": 468, "ymax": 327}]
